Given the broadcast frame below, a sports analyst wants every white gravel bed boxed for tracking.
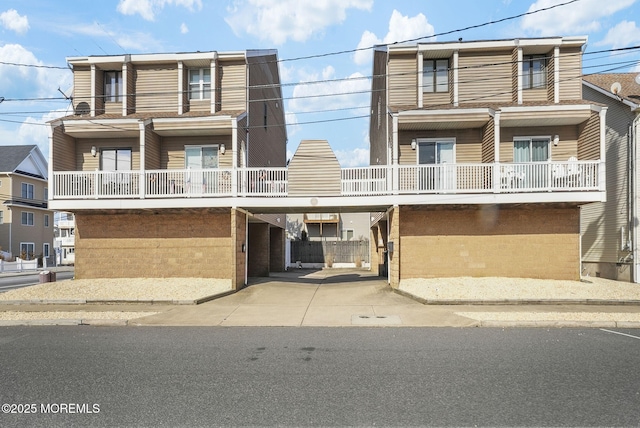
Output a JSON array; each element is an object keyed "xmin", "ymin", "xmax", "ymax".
[
  {"xmin": 0, "ymin": 278, "xmax": 232, "ymax": 301},
  {"xmin": 0, "ymin": 311, "xmax": 157, "ymax": 320},
  {"xmin": 456, "ymin": 311, "xmax": 640, "ymax": 322},
  {"xmin": 399, "ymin": 276, "xmax": 640, "ymax": 301}
]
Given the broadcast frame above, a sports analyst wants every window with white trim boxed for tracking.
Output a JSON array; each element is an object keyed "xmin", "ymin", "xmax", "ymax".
[
  {"xmin": 21, "ymin": 183, "xmax": 34, "ymax": 199},
  {"xmin": 21, "ymin": 211, "xmax": 34, "ymax": 226},
  {"xmin": 513, "ymin": 138, "xmax": 550, "ymax": 162},
  {"xmin": 0, "ymin": 211, "xmax": 3, "ymax": 224},
  {"xmin": 43, "ymin": 243, "xmax": 50, "ymax": 258},
  {"xmin": 423, "ymin": 59, "xmax": 449, "ymax": 93},
  {"xmin": 523, "ymin": 55, "xmax": 547, "ymax": 89},
  {"xmin": 188, "ymin": 68, "xmax": 211, "ymax": 100},
  {"xmin": 44, "ymin": 214, "xmax": 50, "ymax": 227},
  {"xmin": 341, "ymin": 229, "xmax": 354, "ymax": 241},
  {"xmin": 44, "ymin": 187, "xmax": 48, "ymax": 201},
  {"xmin": 20, "ymin": 242, "xmax": 35, "ymax": 260},
  {"xmin": 105, "ymin": 71, "xmax": 123, "ymax": 102}
]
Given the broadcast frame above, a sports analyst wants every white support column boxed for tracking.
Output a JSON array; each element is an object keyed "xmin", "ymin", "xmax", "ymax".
[
  {"xmin": 138, "ymin": 120, "xmax": 146, "ymax": 199},
  {"xmin": 453, "ymin": 50, "xmax": 459, "ymax": 107},
  {"xmin": 517, "ymin": 48, "xmax": 523, "ymax": 105},
  {"xmin": 178, "ymin": 61, "xmax": 184, "ymax": 115},
  {"xmin": 417, "ymin": 51, "xmax": 423, "ymax": 108},
  {"xmin": 493, "ymin": 111, "xmax": 501, "ymax": 192},
  {"xmin": 90, "ymin": 64, "xmax": 96, "ymax": 117},
  {"xmin": 211, "ymin": 59, "xmax": 216, "ymax": 113},
  {"xmin": 632, "ymin": 113, "xmax": 640, "ymax": 282},
  {"xmin": 47, "ymin": 123, "xmax": 55, "ymax": 199},
  {"xmin": 122, "ymin": 63, "xmax": 128, "ymax": 116},
  {"xmin": 598, "ymin": 107, "xmax": 608, "ymax": 192},
  {"xmin": 392, "ymin": 114, "xmax": 399, "ymax": 194},
  {"xmin": 554, "ymin": 46, "xmax": 560, "ymax": 104},
  {"xmin": 231, "ymin": 119, "xmax": 238, "ymax": 197}
]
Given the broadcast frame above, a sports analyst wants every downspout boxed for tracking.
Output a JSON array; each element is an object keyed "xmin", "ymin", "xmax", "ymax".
[{"xmin": 632, "ymin": 112, "xmax": 640, "ymax": 282}]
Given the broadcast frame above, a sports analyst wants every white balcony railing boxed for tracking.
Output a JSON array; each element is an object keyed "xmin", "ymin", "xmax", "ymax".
[{"xmin": 52, "ymin": 161, "xmax": 601, "ymax": 200}]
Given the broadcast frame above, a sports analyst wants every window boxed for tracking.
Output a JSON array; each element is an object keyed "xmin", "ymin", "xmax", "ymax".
[
  {"xmin": 44, "ymin": 214, "xmax": 50, "ymax": 228},
  {"xmin": 20, "ymin": 243, "xmax": 35, "ymax": 260},
  {"xmin": 185, "ymin": 145, "xmax": 218, "ymax": 169},
  {"xmin": 342, "ymin": 229, "xmax": 354, "ymax": 241},
  {"xmin": 189, "ymin": 68, "xmax": 211, "ymax": 100},
  {"xmin": 44, "ymin": 187, "xmax": 48, "ymax": 201},
  {"xmin": 21, "ymin": 183, "xmax": 34, "ymax": 199},
  {"xmin": 0, "ymin": 211, "xmax": 3, "ymax": 224},
  {"xmin": 101, "ymin": 148, "xmax": 132, "ymax": 171},
  {"xmin": 21, "ymin": 211, "xmax": 34, "ymax": 226},
  {"xmin": 513, "ymin": 138, "xmax": 550, "ymax": 162},
  {"xmin": 43, "ymin": 243, "xmax": 50, "ymax": 258},
  {"xmin": 423, "ymin": 59, "xmax": 449, "ymax": 93},
  {"xmin": 523, "ymin": 55, "xmax": 546, "ymax": 89},
  {"xmin": 105, "ymin": 71, "xmax": 123, "ymax": 102}
]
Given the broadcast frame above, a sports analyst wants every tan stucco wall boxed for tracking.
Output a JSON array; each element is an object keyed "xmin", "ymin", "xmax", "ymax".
[
  {"xmin": 396, "ymin": 204, "xmax": 580, "ymax": 282},
  {"xmin": 74, "ymin": 209, "xmax": 233, "ymax": 279}
]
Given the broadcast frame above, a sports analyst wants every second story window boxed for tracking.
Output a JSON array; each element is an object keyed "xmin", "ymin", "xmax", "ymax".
[
  {"xmin": 423, "ymin": 59, "xmax": 449, "ymax": 93},
  {"xmin": 523, "ymin": 55, "xmax": 547, "ymax": 89},
  {"xmin": 105, "ymin": 71, "xmax": 123, "ymax": 102},
  {"xmin": 21, "ymin": 183, "xmax": 34, "ymax": 200},
  {"xmin": 189, "ymin": 68, "xmax": 211, "ymax": 100}
]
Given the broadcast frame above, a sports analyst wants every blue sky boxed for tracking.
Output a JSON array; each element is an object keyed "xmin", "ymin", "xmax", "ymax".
[{"xmin": 0, "ymin": 0, "xmax": 639, "ymax": 165}]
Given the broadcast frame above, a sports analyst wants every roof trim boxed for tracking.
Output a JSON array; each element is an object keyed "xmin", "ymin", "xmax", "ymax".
[{"xmin": 582, "ymin": 80, "xmax": 639, "ymax": 110}]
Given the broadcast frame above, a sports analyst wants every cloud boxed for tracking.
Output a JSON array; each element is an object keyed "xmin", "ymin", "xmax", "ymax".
[
  {"xmin": 0, "ymin": 9, "xmax": 29, "ymax": 34},
  {"xmin": 64, "ymin": 22, "xmax": 163, "ymax": 52},
  {"xmin": 520, "ymin": 0, "xmax": 636, "ymax": 36},
  {"xmin": 16, "ymin": 109, "xmax": 71, "ymax": 159},
  {"xmin": 596, "ymin": 20, "xmax": 640, "ymax": 49},
  {"xmin": 288, "ymin": 65, "xmax": 370, "ymax": 114},
  {"xmin": 225, "ymin": 0, "xmax": 373, "ymax": 45},
  {"xmin": 354, "ymin": 10, "xmax": 434, "ymax": 66},
  {"xmin": 180, "ymin": 23, "xmax": 189, "ymax": 34},
  {"xmin": 285, "ymin": 112, "xmax": 299, "ymax": 138},
  {"xmin": 117, "ymin": 0, "xmax": 203, "ymax": 21},
  {"xmin": 335, "ymin": 147, "xmax": 369, "ymax": 167}
]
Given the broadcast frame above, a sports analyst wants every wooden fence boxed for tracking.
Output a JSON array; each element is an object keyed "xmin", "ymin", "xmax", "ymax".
[{"xmin": 290, "ymin": 240, "xmax": 369, "ymax": 265}]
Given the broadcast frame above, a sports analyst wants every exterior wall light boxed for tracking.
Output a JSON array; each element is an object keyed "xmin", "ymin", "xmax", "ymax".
[
  {"xmin": 411, "ymin": 139, "xmax": 417, "ymax": 150},
  {"xmin": 553, "ymin": 135, "xmax": 559, "ymax": 146},
  {"xmin": 220, "ymin": 144, "xmax": 225, "ymax": 155},
  {"xmin": 91, "ymin": 146, "xmax": 97, "ymax": 157}
]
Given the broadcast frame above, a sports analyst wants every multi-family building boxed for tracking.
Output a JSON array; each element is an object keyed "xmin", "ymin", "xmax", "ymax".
[
  {"xmin": 48, "ymin": 50, "xmax": 287, "ymax": 288},
  {"xmin": 581, "ymin": 73, "xmax": 640, "ymax": 282},
  {"xmin": 368, "ymin": 37, "xmax": 607, "ymax": 286},
  {"xmin": 53, "ymin": 211, "xmax": 75, "ymax": 266},
  {"xmin": 0, "ymin": 145, "xmax": 53, "ymax": 263}
]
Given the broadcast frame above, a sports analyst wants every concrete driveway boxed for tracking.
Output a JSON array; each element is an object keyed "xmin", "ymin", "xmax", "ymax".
[{"xmin": 132, "ymin": 268, "xmax": 480, "ymax": 327}]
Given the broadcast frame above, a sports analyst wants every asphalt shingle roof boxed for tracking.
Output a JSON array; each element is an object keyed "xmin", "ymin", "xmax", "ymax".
[
  {"xmin": 0, "ymin": 145, "xmax": 36, "ymax": 173},
  {"xmin": 583, "ymin": 73, "xmax": 640, "ymax": 106}
]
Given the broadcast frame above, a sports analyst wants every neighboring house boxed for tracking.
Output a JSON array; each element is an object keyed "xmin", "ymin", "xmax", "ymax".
[
  {"xmin": 287, "ymin": 212, "xmax": 371, "ymax": 241},
  {"xmin": 581, "ymin": 73, "xmax": 640, "ymax": 282},
  {"xmin": 368, "ymin": 37, "xmax": 607, "ymax": 285},
  {"xmin": 0, "ymin": 145, "xmax": 53, "ymax": 262},
  {"xmin": 48, "ymin": 50, "xmax": 287, "ymax": 288},
  {"xmin": 54, "ymin": 211, "xmax": 75, "ymax": 266}
]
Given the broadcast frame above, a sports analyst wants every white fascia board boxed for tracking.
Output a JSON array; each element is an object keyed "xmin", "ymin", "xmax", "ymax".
[
  {"xmin": 153, "ymin": 115, "xmax": 235, "ymax": 126},
  {"xmin": 397, "ymin": 107, "xmax": 495, "ymax": 117},
  {"xmin": 131, "ymin": 52, "xmax": 218, "ymax": 62},
  {"xmin": 499, "ymin": 104, "xmax": 595, "ymax": 114},
  {"xmin": 561, "ymin": 36, "xmax": 588, "ymax": 46},
  {"xmin": 583, "ymin": 80, "xmax": 639, "ymax": 110},
  {"xmin": 67, "ymin": 55, "xmax": 127, "ymax": 65},
  {"xmin": 217, "ymin": 51, "xmax": 248, "ymax": 60},
  {"xmin": 62, "ymin": 118, "xmax": 141, "ymax": 127},
  {"xmin": 246, "ymin": 49, "xmax": 278, "ymax": 58}
]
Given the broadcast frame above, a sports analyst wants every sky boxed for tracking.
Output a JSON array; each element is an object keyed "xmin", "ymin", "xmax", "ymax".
[{"xmin": 0, "ymin": 0, "xmax": 639, "ymax": 166}]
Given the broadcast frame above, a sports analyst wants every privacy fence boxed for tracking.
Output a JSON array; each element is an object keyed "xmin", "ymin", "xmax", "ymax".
[{"xmin": 290, "ymin": 240, "xmax": 370, "ymax": 266}]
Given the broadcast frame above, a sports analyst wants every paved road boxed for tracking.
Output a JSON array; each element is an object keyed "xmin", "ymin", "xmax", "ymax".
[
  {"xmin": 0, "ymin": 271, "xmax": 74, "ymax": 292},
  {"xmin": 1, "ymin": 326, "xmax": 640, "ymax": 427}
]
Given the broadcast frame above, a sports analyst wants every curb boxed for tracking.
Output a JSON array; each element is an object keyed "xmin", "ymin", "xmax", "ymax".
[
  {"xmin": 0, "ymin": 319, "xmax": 129, "ymax": 326},
  {"xmin": 0, "ymin": 292, "xmax": 233, "ymax": 306},
  {"xmin": 478, "ymin": 320, "xmax": 640, "ymax": 328}
]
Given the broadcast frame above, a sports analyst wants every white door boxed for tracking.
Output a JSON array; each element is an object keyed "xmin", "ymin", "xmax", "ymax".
[
  {"xmin": 185, "ymin": 145, "xmax": 218, "ymax": 194},
  {"xmin": 418, "ymin": 141, "xmax": 455, "ymax": 191}
]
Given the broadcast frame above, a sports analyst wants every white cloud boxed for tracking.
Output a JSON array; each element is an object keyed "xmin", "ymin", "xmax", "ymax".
[
  {"xmin": 354, "ymin": 10, "xmax": 434, "ymax": 66},
  {"xmin": 117, "ymin": 0, "xmax": 203, "ymax": 21},
  {"xmin": 0, "ymin": 9, "xmax": 29, "ymax": 34},
  {"xmin": 288, "ymin": 65, "xmax": 370, "ymax": 114},
  {"xmin": 225, "ymin": 0, "xmax": 373, "ymax": 45},
  {"xmin": 285, "ymin": 112, "xmax": 299, "ymax": 138},
  {"xmin": 596, "ymin": 20, "xmax": 640, "ymax": 49},
  {"xmin": 335, "ymin": 147, "xmax": 369, "ymax": 167},
  {"xmin": 16, "ymin": 109, "xmax": 71, "ymax": 159},
  {"xmin": 520, "ymin": 0, "xmax": 636, "ymax": 37},
  {"xmin": 65, "ymin": 22, "xmax": 163, "ymax": 52},
  {"xmin": 180, "ymin": 22, "xmax": 189, "ymax": 34}
]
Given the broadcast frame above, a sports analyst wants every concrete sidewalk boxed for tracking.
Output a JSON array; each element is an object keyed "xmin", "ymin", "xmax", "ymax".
[{"xmin": 1, "ymin": 269, "xmax": 640, "ymax": 328}]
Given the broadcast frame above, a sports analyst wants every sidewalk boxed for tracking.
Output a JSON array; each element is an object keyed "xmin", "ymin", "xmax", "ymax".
[{"xmin": 0, "ymin": 269, "xmax": 639, "ymax": 328}]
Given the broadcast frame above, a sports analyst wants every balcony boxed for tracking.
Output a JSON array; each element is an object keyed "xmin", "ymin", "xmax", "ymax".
[{"xmin": 52, "ymin": 161, "xmax": 602, "ymax": 204}]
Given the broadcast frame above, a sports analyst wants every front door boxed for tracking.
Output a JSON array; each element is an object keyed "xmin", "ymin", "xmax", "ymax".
[
  {"xmin": 185, "ymin": 145, "xmax": 218, "ymax": 194},
  {"xmin": 418, "ymin": 140, "xmax": 455, "ymax": 191}
]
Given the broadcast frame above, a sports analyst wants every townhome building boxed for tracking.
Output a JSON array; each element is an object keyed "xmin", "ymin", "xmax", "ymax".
[
  {"xmin": 0, "ymin": 145, "xmax": 53, "ymax": 263},
  {"xmin": 368, "ymin": 37, "xmax": 607, "ymax": 286},
  {"xmin": 48, "ymin": 50, "xmax": 287, "ymax": 288},
  {"xmin": 581, "ymin": 73, "xmax": 640, "ymax": 282}
]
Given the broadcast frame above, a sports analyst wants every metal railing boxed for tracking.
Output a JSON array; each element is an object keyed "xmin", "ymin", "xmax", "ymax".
[{"xmin": 52, "ymin": 161, "xmax": 601, "ymax": 200}]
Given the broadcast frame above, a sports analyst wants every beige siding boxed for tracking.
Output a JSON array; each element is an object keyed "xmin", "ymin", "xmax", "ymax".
[
  {"xmin": 577, "ymin": 111, "xmax": 600, "ymax": 160},
  {"xmin": 161, "ymin": 136, "xmax": 232, "ymax": 169},
  {"xmin": 522, "ymin": 88, "xmax": 548, "ymax": 103},
  {"xmin": 76, "ymin": 138, "xmax": 140, "ymax": 171},
  {"xmin": 481, "ymin": 120, "xmax": 495, "ymax": 163},
  {"xmin": 94, "ymin": 69, "xmax": 104, "ymax": 115},
  {"xmin": 423, "ymin": 92, "xmax": 450, "ymax": 107},
  {"xmin": 73, "ymin": 67, "xmax": 91, "ymax": 115},
  {"xmin": 145, "ymin": 127, "xmax": 161, "ymax": 170},
  {"xmin": 126, "ymin": 63, "xmax": 135, "ymax": 114},
  {"xmin": 52, "ymin": 126, "xmax": 76, "ymax": 171},
  {"xmin": 512, "ymin": 48, "xmax": 518, "ymax": 103},
  {"xmin": 220, "ymin": 60, "xmax": 247, "ymax": 111},
  {"xmin": 558, "ymin": 46, "xmax": 582, "ymax": 100},
  {"xmin": 458, "ymin": 51, "xmax": 512, "ymax": 104},
  {"xmin": 500, "ymin": 125, "xmax": 579, "ymax": 162},
  {"xmin": 135, "ymin": 64, "xmax": 179, "ymax": 113},
  {"xmin": 104, "ymin": 101, "xmax": 122, "ymax": 115},
  {"xmin": 369, "ymin": 49, "xmax": 388, "ymax": 165},
  {"xmin": 288, "ymin": 140, "xmax": 341, "ymax": 196},
  {"xmin": 547, "ymin": 53, "xmax": 555, "ymax": 102},
  {"xmin": 247, "ymin": 54, "xmax": 287, "ymax": 167},
  {"xmin": 398, "ymin": 129, "xmax": 483, "ymax": 164},
  {"xmin": 388, "ymin": 53, "xmax": 417, "ymax": 108},
  {"xmin": 581, "ymin": 86, "xmax": 633, "ymax": 266}
]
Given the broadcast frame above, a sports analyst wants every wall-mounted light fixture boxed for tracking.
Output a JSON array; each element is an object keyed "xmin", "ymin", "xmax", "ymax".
[
  {"xmin": 241, "ymin": 243, "xmax": 246, "ymax": 253},
  {"xmin": 91, "ymin": 146, "xmax": 97, "ymax": 157},
  {"xmin": 411, "ymin": 139, "xmax": 417, "ymax": 150},
  {"xmin": 553, "ymin": 135, "xmax": 559, "ymax": 146},
  {"xmin": 219, "ymin": 144, "xmax": 225, "ymax": 155}
]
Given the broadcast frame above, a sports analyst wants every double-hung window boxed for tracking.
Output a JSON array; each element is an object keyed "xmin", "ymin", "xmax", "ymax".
[
  {"xmin": 21, "ymin": 211, "xmax": 34, "ymax": 226},
  {"xmin": 523, "ymin": 55, "xmax": 546, "ymax": 89},
  {"xmin": 189, "ymin": 68, "xmax": 211, "ymax": 100},
  {"xmin": 21, "ymin": 183, "xmax": 34, "ymax": 200},
  {"xmin": 105, "ymin": 71, "xmax": 123, "ymax": 102},
  {"xmin": 423, "ymin": 59, "xmax": 449, "ymax": 93}
]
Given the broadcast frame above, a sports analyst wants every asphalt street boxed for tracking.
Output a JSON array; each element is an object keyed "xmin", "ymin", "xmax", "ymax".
[
  {"xmin": 1, "ymin": 326, "xmax": 639, "ymax": 427},
  {"xmin": 0, "ymin": 271, "xmax": 74, "ymax": 292}
]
